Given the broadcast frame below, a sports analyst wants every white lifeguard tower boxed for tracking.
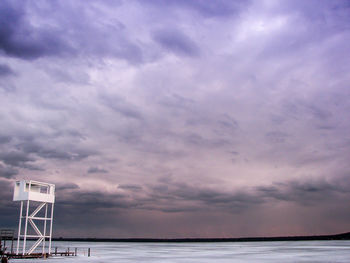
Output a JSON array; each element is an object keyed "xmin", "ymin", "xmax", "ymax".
[{"xmin": 13, "ymin": 180, "xmax": 55, "ymax": 255}]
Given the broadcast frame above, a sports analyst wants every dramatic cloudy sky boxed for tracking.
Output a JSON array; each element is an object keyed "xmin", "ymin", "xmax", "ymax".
[{"xmin": 1, "ymin": 0, "xmax": 350, "ymax": 238}]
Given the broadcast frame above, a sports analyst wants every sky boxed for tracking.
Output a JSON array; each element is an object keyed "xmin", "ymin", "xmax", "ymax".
[{"xmin": 0, "ymin": 0, "xmax": 350, "ymax": 238}]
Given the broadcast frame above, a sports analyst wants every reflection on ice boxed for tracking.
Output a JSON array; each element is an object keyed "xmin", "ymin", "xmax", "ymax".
[{"xmin": 11, "ymin": 240, "xmax": 350, "ymax": 263}]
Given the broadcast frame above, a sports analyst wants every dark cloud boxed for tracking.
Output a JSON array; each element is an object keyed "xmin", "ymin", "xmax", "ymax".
[
  {"xmin": 0, "ymin": 180, "xmax": 18, "ymax": 228},
  {"xmin": 119, "ymin": 184, "xmax": 143, "ymax": 191},
  {"xmin": 52, "ymin": 182, "xmax": 263, "ymax": 217},
  {"xmin": 0, "ymin": 1, "xmax": 70, "ymax": 59},
  {"xmin": 159, "ymin": 93, "xmax": 195, "ymax": 109},
  {"xmin": 2, "ymin": 176, "xmax": 350, "ymax": 237},
  {"xmin": 47, "ymin": 177, "xmax": 350, "ymax": 220},
  {"xmin": 282, "ymin": 99, "xmax": 333, "ymax": 124},
  {"xmin": 0, "ymin": 149, "xmax": 43, "ymax": 171},
  {"xmin": 0, "ymin": 150, "xmax": 35, "ymax": 167},
  {"xmin": 87, "ymin": 167, "xmax": 108, "ymax": 174},
  {"xmin": 58, "ymin": 191, "xmax": 134, "ymax": 211},
  {"xmin": 0, "ymin": 64, "xmax": 14, "ymax": 76},
  {"xmin": 56, "ymin": 183, "xmax": 79, "ymax": 191},
  {"xmin": 0, "ymin": 134, "xmax": 94, "ymax": 177},
  {"xmin": 257, "ymin": 179, "xmax": 350, "ymax": 206},
  {"xmin": 213, "ymin": 114, "xmax": 239, "ymax": 137},
  {"xmin": 265, "ymin": 131, "xmax": 289, "ymax": 144},
  {"xmin": 217, "ymin": 114, "xmax": 239, "ymax": 130},
  {"xmin": 282, "ymin": 0, "xmax": 350, "ymax": 31},
  {"xmin": 19, "ymin": 141, "xmax": 95, "ymax": 161},
  {"xmin": 140, "ymin": 182, "xmax": 261, "ymax": 213},
  {"xmin": 0, "ymin": 135, "xmax": 11, "ymax": 144},
  {"xmin": 100, "ymin": 95, "xmax": 143, "ymax": 120},
  {"xmin": 168, "ymin": 184, "xmax": 262, "ymax": 212},
  {"xmin": 0, "ymin": 164, "xmax": 18, "ymax": 179},
  {"xmin": 143, "ymin": 0, "xmax": 248, "ymax": 18},
  {"xmin": 37, "ymin": 148, "xmax": 92, "ymax": 161},
  {"xmin": 184, "ymin": 133, "xmax": 229, "ymax": 148},
  {"xmin": 153, "ymin": 29, "xmax": 200, "ymax": 57},
  {"xmin": 0, "ymin": 0, "xmax": 144, "ymax": 63},
  {"xmin": 176, "ymin": 0, "xmax": 247, "ymax": 17},
  {"xmin": 137, "ymin": 178, "xmax": 350, "ymax": 214}
]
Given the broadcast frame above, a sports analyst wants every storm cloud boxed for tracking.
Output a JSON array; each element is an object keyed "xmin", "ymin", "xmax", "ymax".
[{"xmin": 0, "ymin": 0, "xmax": 350, "ymax": 238}]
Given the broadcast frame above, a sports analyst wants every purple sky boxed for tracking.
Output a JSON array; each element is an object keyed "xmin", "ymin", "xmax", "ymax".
[{"xmin": 1, "ymin": 0, "xmax": 350, "ymax": 238}]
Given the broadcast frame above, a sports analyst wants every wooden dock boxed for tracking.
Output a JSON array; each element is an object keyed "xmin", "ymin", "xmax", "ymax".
[
  {"xmin": 1, "ymin": 247, "xmax": 90, "ymax": 260},
  {"xmin": 2, "ymin": 231, "xmax": 90, "ymax": 260},
  {"xmin": 2, "ymin": 251, "xmax": 76, "ymax": 260},
  {"xmin": 4, "ymin": 253, "xmax": 51, "ymax": 259}
]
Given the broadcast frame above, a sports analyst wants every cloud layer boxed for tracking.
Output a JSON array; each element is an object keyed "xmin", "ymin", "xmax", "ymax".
[{"xmin": 0, "ymin": 0, "xmax": 350, "ymax": 238}]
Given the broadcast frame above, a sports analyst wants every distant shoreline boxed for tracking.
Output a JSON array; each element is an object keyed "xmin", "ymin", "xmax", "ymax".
[{"xmin": 51, "ymin": 232, "xmax": 350, "ymax": 242}]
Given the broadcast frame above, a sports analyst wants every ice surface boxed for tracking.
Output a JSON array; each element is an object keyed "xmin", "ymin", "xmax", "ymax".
[{"xmin": 11, "ymin": 240, "xmax": 350, "ymax": 262}]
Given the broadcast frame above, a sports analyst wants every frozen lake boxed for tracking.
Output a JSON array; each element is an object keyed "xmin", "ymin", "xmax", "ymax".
[{"xmin": 11, "ymin": 240, "xmax": 350, "ymax": 262}]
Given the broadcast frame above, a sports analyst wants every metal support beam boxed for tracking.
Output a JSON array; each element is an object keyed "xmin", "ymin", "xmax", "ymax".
[
  {"xmin": 23, "ymin": 200, "xmax": 30, "ymax": 255},
  {"xmin": 49, "ymin": 203, "xmax": 54, "ymax": 254},
  {"xmin": 16, "ymin": 201, "xmax": 54, "ymax": 255},
  {"xmin": 43, "ymin": 203, "xmax": 48, "ymax": 254},
  {"xmin": 16, "ymin": 201, "xmax": 23, "ymax": 255}
]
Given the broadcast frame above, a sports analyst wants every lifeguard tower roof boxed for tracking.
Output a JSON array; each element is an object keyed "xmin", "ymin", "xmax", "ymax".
[{"xmin": 13, "ymin": 180, "xmax": 55, "ymax": 203}]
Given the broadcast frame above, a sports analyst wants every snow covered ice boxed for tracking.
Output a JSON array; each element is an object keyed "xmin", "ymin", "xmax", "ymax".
[{"xmin": 11, "ymin": 240, "xmax": 350, "ymax": 262}]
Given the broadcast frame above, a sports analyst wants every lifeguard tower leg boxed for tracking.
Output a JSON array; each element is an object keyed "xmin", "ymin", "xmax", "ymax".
[{"xmin": 16, "ymin": 200, "xmax": 23, "ymax": 255}]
